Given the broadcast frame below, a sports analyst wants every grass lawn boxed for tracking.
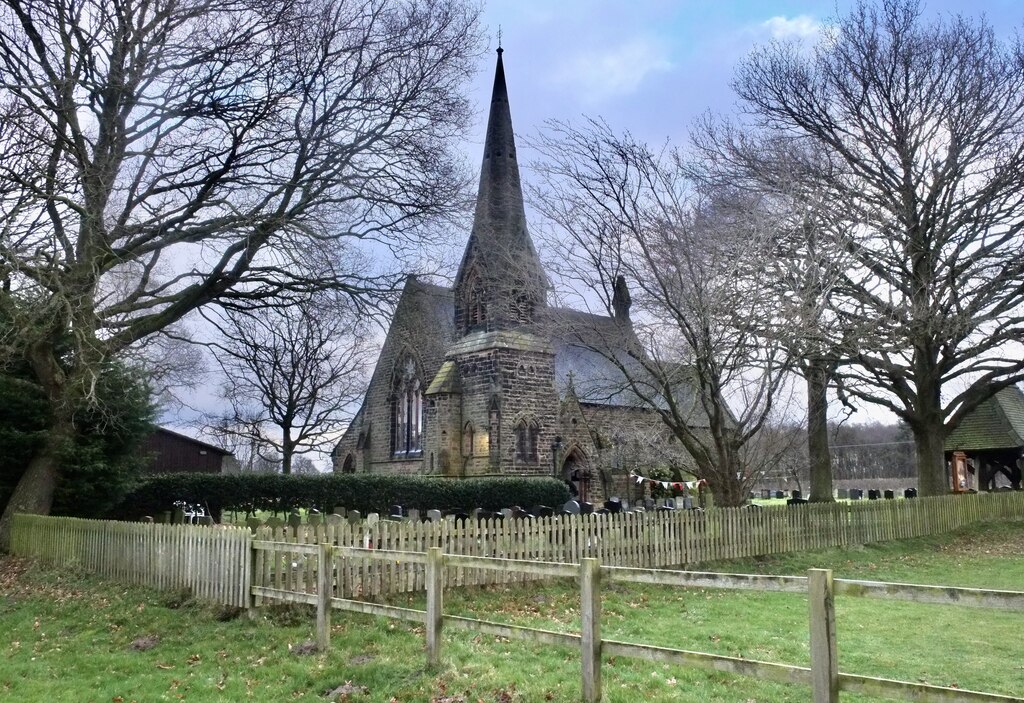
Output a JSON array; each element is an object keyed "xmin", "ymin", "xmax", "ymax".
[{"xmin": 1, "ymin": 521, "xmax": 1022, "ymax": 702}]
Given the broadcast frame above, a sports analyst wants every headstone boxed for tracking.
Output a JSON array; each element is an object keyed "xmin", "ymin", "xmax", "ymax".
[
  {"xmin": 655, "ymin": 498, "xmax": 666, "ymax": 508},
  {"xmin": 531, "ymin": 505, "xmax": 553, "ymax": 518},
  {"xmin": 791, "ymin": 489, "xmax": 802, "ymax": 500},
  {"xmin": 604, "ymin": 498, "xmax": 623, "ymax": 514},
  {"xmin": 787, "ymin": 498, "xmax": 808, "ymax": 506},
  {"xmin": 620, "ymin": 499, "xmax": 630, "ymax": 511},
  {"xmin": 427, "ymin": 509, "xmax": 443, "ymax": 522},
  {"xmin": 245, "ymin": 516, "xmax": 263, "ymax": 532},
  {"xmin": 644, "ymin": 498, "xmax": 656, "ymax": 510},
  {"xmin": 850, "ymin": 489, "xmax": 862, "ymax": 500},
  {"xmin": 365, "ymin": 512, "xmax": 380, "ymax": 527},
  {"xmin": 904, "ymin": 488, "xmax": 917, "ymax": 499},
  {"xmin": 682, "ymin": 496, "xmax": 694, "ymax": 510},
  {"xmin": 761, "ymin": 489, "xmax": 771, "ymax": 499},
  {"xmin": 749, "ymin": 492, "xmax": 756, "ymax": 500},
  {"xmin": 775, "ymin": 490, "xmax": 785, "ymax": 499},
  {"xmin": 390, "ymin": 504, "xmax": 404, "ymax": 518},
  {"xmin": 307, "ymin": 513, "xmax": 322, "ymax": 527},
  {"xmin": 868, "ymin": 489, "xmax": 880, "ymax": 500},
  {"xmin": 883, "ymin": 489, "xmax": 895, "ymax": 500},
  {"xmin": 287, "ymin": 512, "xmax": 303, "ymax": 531},
  {"xmin": 264, "ymin": 516, "xmax": 285, "ymax": 530},
  {"xmin": 346, "ymin": 510, "xmax": 362, "ymax": 525},
  {"xmin": 171, "ymin": 508, "xmax": 185, "ymax": 525},
  {"xmin": 327, "ymin": 513, "xmax": 344, "ymax": 525},
  {"xmin": 632, "ymin": 506, "xmax": 645, "ymax": 513},
  {"xmin": 407, "ymin": 508, "xmax": 421, "ymax": 522},
  {"xmin": 664, "ymin": 497, "xmax": 676, "ymax": 509},
  {"xmin": 198, "ymin": 515, "xmax": 215, "ymax": 526},
  {"xmin": 579, "ymin": 502, "xmax": 594, "ymax": 515},
  {"xmin": 837, "ymin": 488, "xmax": 849, "ymax": 499},
  {"xmin": 512, "ymin": 507, "xmax": 532, "ymax": 520},
  {"xmin": 158, "ymin": 511, "xmax": 171, "ymax": 524},
  {"xmin": 500, "ymin": 508, "xmax": 514, "ymax": 521},
  {"xmin": 449, "ymin": 512, "xmax": 469, "ymax": 523},
  {"xmin": 563, "ymin": 500, "xmax": 581, "ymax": 515},
  {"xmin": 333, "ymin": 506, "xmax": 347, "ymax": 517},
  {"xmin": 141, "ymin": 516, "xmax": 154, "ymax": 523}
]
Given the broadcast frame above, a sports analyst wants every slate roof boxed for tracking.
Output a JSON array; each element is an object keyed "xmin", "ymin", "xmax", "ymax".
[{"xmin": 945, "ymin": 385, "xmax": 1024, "ymax": 451}]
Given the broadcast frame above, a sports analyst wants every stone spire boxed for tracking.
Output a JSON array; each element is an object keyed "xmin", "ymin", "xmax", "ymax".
[{"xmin": 454, "ymin": 48, "xmax": 548, "ymax": 335}]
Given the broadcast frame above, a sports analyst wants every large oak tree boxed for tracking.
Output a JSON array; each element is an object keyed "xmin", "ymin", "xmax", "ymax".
[
  {"xmin": 729, "ymin": 0, "xmax": 1024, "ymax": 496},
  {"xmin": 0, "ymin": 0, "xmax": 481, "ymax": 548}
]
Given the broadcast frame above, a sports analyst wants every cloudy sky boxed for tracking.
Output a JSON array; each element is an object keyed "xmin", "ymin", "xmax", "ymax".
[{"xmin": 464, "ymin": 0, "xmax": 1022, "ymax": 152}]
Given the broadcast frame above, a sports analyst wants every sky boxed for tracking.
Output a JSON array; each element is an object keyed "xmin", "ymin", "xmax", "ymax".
[
  {"xmin": 166, "ymin": 0, "xmax": 1024, "ymax": 457},
  {"xmin": 464, "ymin": 0, "xmax": 1023, "ymax": 155}
]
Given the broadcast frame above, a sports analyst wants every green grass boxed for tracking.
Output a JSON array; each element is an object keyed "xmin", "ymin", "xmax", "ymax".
[{"xmin": 2, "ymin": 521, "xmax": 1023, "ymax": 702}]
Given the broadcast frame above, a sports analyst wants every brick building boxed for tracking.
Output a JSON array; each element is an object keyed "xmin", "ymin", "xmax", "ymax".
[{"xmin": 332, "ymin": 49, "xmax": 693, "ymax": 502}]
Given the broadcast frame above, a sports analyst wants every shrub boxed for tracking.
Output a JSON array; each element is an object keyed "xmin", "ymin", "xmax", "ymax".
[{"xmin": 115, "ymin": 473, "xmax": 571, "ymax": 518}]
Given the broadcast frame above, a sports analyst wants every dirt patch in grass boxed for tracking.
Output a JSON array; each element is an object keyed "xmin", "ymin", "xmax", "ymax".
[
  {"xmin": 129, "ymin": 635, "xmax": 159, "ymax": 651},
  {"xmin": 938, "ymin": 521, "xmax": 1024, "ymax": 557}
]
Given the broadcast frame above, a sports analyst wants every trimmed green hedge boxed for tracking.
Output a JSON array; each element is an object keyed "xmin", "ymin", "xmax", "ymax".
[{"xmin": 116, "ymin": 473, "xmax": 571, "ymax": 518}]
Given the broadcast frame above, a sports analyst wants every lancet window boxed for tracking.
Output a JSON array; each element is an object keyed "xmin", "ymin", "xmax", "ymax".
[{"xmin": 392, "ymin": 356, "xmax": 423, "ymax": 457}]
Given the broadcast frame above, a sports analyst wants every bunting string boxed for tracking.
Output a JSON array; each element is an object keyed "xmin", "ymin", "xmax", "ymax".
[{"xmin": 629, "ymin": 471, "xmax": 705, "ymax": 492}]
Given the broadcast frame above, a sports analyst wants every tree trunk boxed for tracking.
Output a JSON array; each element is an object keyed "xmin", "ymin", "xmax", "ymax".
[
  {"xmin": 0, "ymin": 417, "xmax": 73, "ymax": 552},
  {"xmin": 282, "ymin": 430, "xmax": 293, "ymax": 475},
  {"xmin": 915, "ymin": 426, "xmax": 949, "ymax": 496},
  {"xmin": 806, "ymin": 359, "xmax": 835, "ymax": 503}
]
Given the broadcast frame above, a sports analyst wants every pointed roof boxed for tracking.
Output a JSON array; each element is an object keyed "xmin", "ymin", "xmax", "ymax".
[
  {"xmin": 454, "ymin": 48, "xmax": 547, "ymax": 331},
  {"xmin": 946, "ymin": 385, "xmax": 1024, "ymax": 451}
]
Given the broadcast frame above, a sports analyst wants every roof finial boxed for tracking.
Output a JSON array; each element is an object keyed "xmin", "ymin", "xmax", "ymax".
[{"xmin": 497, "ymin": 25, "xmax": 503, "ymax": 54}]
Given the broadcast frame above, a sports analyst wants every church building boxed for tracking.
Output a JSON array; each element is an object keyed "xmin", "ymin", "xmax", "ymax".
[{"xmin": 332, "ymin": 49, "xmax": 687, "ymax": 502}]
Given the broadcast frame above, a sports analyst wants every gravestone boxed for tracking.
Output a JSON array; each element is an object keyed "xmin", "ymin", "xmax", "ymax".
[
  {"xmin": 604, "ymin": 498, "xmax": 623, "ymax": 514},
  {"xmin": 883, "ymin": 489, "xmax": 895, "ymax": 500},
  {"xmin": 837, "ymin": 488, "xmax": 849, "ymax": 499},
  {"xmin": 264, "ymin": 516, "xmax": 285, "ymax": 530},
  {"xmin": 761, "ymin": 489, "xmax": 771, "ymax": 499},
  {"xmin": 787, "ymin": 498, "xmax": 808, "ymax": 506},
  {"xmin": 407, "ymin": 508, "xmax": 421, "ymax": 522},
  {"xmin": 531, "ymin": 505, "xmax": 553, "ymax": 518},
  {"xmin": 390, "ymin": 504, "xmax": 404, "ymax": 518},
  {"xmin": 245, "ymin": 516, "xmax": 263, "ymax": 532},
  {"xmin": 904, "ymin": 488, "xmax": 917, "ymax": 499},
  {"xmin": 307, "ymin": 513, "xmax": 322, "ymax": 527},
  {"xmin": 791, "ymin": 489, "xmax": 802, "ymax": 500},
  {"xmin": 579, "ymin": 502, "xmax": 594, "ymax": 515},
  {"xmin": 868, "ymin": 489, "xmax": 881, "ymax": 500},
  {"xmin": 774, "ymin": 491, "xmax": 785, "ymax": 500},
  {"xmin": 850, "ymin": 489, "xmax": 863, "ymax": 500},
  {"xmin": 346, "ymin": 510, "xmax": 362, "ymax": 525},
  {"xmin": 682, "ymin": 496, "xmax": 694, "ymax": 510},
  {"xmin": 327, "ymin": 513, "xmax": 344, "ymax": 525},
  {"xmin": 563, "ymin": 500, "xmax": 581, "ymax": 515},
  {"xmin": 333, "ymin": 506, "xmax": 347, "ymax": 517},
  {"xmin": 158, "ymin": 511, "xmax": 171, "ymax": 524},
  {"xmin": 644, "ymin": 498, "xmax": 656, "ymax": 510},
  {"xmin": 287, "ymin": 512, "xmax": 303, "ymax": 532},
  {"xmin": 365, "ymin": 513, "xmax": 380, "ymax": 527},
  {"xmin": 427, "ymin": 509, "xmax": 443, "ymax": 522},
  {"xmin": 198, "ymin": 515, "xmax": 215, "ymax": 526},
  {"xmin": 499, "ymin": 508, "xmax": 514, "ymax": 521},
  {"xmin": 141, "ymin": 516, "xmax": 154, "ymax": 524}
]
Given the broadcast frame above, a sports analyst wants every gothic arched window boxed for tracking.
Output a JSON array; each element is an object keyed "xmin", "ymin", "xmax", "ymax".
[
  {"xmin": 392, "ymin": 356, "xmax": 423, "ymax": 457},
  {"xmin": 463, "ymin": 421, "xmax": 475, "ymax": 457},
  {"xmin": 514, "ymin": 418, "xmax": 540, "ymax": 463},
  {"xmin": 464, "ymin": 269, "xmax": 486, "ymax": 331}
]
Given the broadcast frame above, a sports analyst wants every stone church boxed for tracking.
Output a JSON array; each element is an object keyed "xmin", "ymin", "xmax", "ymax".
[{"xmin": 332, "ymin": 49, "xmax": 688, "ymax": 502}]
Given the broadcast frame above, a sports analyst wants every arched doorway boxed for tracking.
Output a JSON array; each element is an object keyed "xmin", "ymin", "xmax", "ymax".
[
  {"xmin": 342, "ymin": 454, "xmax": 355, "ymax": 473},
  {"xmin": 561, "ymin": 448, "xmax": 592, "ymax": 503}
]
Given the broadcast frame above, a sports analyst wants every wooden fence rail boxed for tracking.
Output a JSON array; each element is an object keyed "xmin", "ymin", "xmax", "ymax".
[
  {"xmin": 10, "ymin": 490, "xmax": 1024, "ymax": 606},
  {"xmin": 251, "ymin": 542, "xmax": 1023, "ymax": 703}
]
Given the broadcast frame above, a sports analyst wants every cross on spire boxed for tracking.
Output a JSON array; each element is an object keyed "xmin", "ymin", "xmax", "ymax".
[{"xmin": 497, "ymin": 25, "xmax": 503, "ymax": 53}]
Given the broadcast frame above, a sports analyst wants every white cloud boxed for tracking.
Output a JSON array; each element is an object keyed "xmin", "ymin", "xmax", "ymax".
[
  {"xmin": 552, "ymin": 37, "xmax": 672, "ymax": 103},
  {"xmin": 760, "ymin": 15, "xmax": 821, "ymax": 41}
]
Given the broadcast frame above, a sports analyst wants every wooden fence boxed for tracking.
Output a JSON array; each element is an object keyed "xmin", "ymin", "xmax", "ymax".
[
  {"xmin": 250, "ymin": 490, "xmax": 1024, "ymax": 598},
  {"xmin": 254, "ymin": 541, "xmax": 1024, "ymax": 703},
  {"xmin": 11, "ymin": 490, "xmax": 1024, "ymax": 606},
  {"xmin": 10, "ymin": 514, "xmax": 251, "ymax": 608}
]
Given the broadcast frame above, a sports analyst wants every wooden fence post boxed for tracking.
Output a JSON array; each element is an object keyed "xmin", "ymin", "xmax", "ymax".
[
  {"xmin": 316, "ymin": 543, "xmax": 332, "ymax": 651},
  {"xmin": 426, "ymin": 547, "xmax": 444, "ymax": 667},
  {"xmin": 808, "ymin": 568, "xmax": 838, "ymax": 703},
  {"xmin": 580, "ymin": 557, "xmax": 602, "ymax": 703}
]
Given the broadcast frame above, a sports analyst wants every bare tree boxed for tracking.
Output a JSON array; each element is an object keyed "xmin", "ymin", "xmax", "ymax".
[
  {"xmin": 0, "ymin": 0, "xmax": 482, "ymax": 548},
  {"xmin": 727, "ymin": 0, "xmax": 1024, "ymax": 496},
  {"xmin": 531, "ymin": 120, "xmax": 797, "ymax": 507},
  {"xmin": 204, "ymin": 295, "xmax": 368, "ymax": 474}
]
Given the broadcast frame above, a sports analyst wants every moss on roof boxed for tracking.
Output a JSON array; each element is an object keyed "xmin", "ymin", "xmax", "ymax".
[{"xmin": 945, "ymin": 385, "xmax": 1024, "ymax": 451}]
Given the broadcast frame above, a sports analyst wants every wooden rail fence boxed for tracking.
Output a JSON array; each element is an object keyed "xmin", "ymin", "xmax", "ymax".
[
  {"xmin": 10, "ymin": 490, "xmax": 1024, "ymax": 606},
  {"xmin": 253, "ymin": 541, "xmax": 1024, "ymax": 703}
]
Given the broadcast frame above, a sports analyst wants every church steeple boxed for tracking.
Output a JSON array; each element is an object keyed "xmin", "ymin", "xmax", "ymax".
[{"xmin": 454, "ymin": 48, "xmax": 548, "ymax": 335}]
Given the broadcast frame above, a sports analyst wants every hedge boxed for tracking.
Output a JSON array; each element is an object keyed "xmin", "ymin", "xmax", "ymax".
[{"xmin": 115, "ymin": 472, "xmax": 571, "ymax": 519}]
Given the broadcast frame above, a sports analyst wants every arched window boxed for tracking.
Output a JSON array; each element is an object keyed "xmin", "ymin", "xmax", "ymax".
[
  {"xmin": 464, "ymin": 269, "xmax": 486, "ymax": 331},
  {"xmin": 392, "ymin": 356, "xmax": 423, "ymax": 457},
  {"xmin": 514, "ymin": 418, "xmax": 540, "ymax": 463},
  {"xmin": 342, "ymin": 454, "xmax": 355, "ymax": 473},
  {"xmin": 463, "ymin": 421, "xmax": 475, "ymax": 457}
]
